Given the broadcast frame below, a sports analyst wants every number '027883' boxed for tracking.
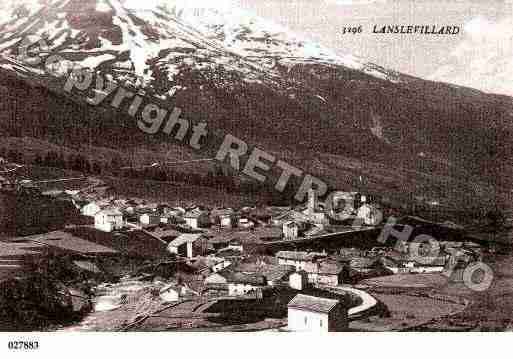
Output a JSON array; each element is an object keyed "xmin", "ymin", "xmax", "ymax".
[{"xmin": 8, "ymin": 341, "xmax": 39, "ymax": 350}]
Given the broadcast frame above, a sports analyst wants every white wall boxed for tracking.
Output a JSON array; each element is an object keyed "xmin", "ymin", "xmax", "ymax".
[
  {"xmin": 287, "ymin": 308, "xmax": 330, "ymax": 332},
  {"xmin": 82, "ymin": 203, "xmax": 101, "ymax": 217},
  {"xmin": 278, "ymin": 258, "xmax": 306, "ymax": 271},
  {"xmin": 289, "ymin": 273, "xmax": 307, "ymax": 290},
  {"xmin": 220, "ymin": 216, "xmax": 232, "ymax": 227},
  {"xmin": 185, "ymin": 217, "xmax": 199, "ymax": 229},
  {"xmin": 141, "ymin": 214, "xmax": 160, "ymax": 225},
  {"xmin": 95, "ymin": 214, "xmax": 123, "ymax": 232},
  {"xmin": 95, "ymin": 215, "xmax": 113, "ymax": 232}
]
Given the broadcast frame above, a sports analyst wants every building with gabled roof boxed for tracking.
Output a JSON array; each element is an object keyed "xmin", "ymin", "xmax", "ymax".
[
  {"xmin": 276, "ymin": 251, "xmax": 327, "ymax": 270},
  {"xmin": 204, "ymin": 270, "xmax": 267, "ymax": 297},
  {"xmin": 167, "ymin": 233, "xmax": 209, "ymax": 258},
  {"xmin": 81, "ymin": 201, "xmax": 102, "ymax": 217},
  {"xmin": 287, "ymin": 294, "xmax": 348, "ymax": 332},
  {"xmin": 272, "ymin": 210, "xmax": 310, "ymax": 227},
  {"xmin": 94, "ymin": 208, "xmax": 124, "ymax": 233},
  {"xmin": 184, "ymin": 209, "xmax": 210, "ymax": 229},
  {"xmin": 140, "ymin": 212, "xmax": 161, "ymax": 226}
]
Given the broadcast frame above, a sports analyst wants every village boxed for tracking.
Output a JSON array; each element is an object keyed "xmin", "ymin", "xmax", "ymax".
[{"xmin": 0, "ymin": 158, "xmax": 498, "ymax": 331}]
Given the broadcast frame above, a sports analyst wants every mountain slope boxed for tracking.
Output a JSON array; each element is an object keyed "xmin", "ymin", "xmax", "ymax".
[{"xmin": 0, "ymin": 0, "xmax": 511, "ymax": 217}]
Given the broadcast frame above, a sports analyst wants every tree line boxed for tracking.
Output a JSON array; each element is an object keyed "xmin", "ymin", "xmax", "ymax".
[{"xmin": 0, "ymin": 147, "xmax": 294, "ymax": 204}]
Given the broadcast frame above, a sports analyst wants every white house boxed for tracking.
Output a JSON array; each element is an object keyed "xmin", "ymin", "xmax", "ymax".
[
  {"xmin": 81, "ymin": 202, "xmax": 102, "ymax": 217},
  {"xmin": 238, "ymin": 218, "xmax": 254, "ymax": 229},
  {"xmin": 160, "ymin": 214, "xmax": 176, "ymax": 224},
  {"xmin": 356, "ymin": 204, "xmax": 382, "ymax": 226},
  {"xmin": 381, "ymin": 255, "xmax": 446, "ymax": 274},
  {"xmin": 204, "ymin": 272, "xmax": 266, "ymax": 297},
  {"xmin": 219, "ymin": 214, "xmax": 234, "ymax": 228},
  {"xmin": 276, "ymin": 251, "xmax": 326, "ymax": 271},
  {"xmin": 211, "ymin": 209, "xmax": 235, "ymax": 228},
  {"xmin": 167, "ymin": 233, "xmax": 209, "ymax": 258},
  {"xmin": 227, "ymin": 273, "xmax": 266, "ymax": 296},
  {"xmin": 283, "ymin": 221, "xmax": 299, "ymax": 239},
  {"xmin": 287, "ymin": 294, "xmax": 347, "ymax": 332},
  {"xmin": 140, "ymin": 213, "xmax": 160, "ymax": 226},
  {"xmin": 184, "ymin": 210, "xmax": 210, "ymax": 229},
  {"xmin": 94, "ymin": 209, "xmax": 124, "ymax": 233},
  {"xmin": 289, "ymin": 271, "xmax": 309, "ymax": 291}
]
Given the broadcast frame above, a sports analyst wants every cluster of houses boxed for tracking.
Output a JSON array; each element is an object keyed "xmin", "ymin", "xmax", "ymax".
[
  {"xmin": 79, "ymin": 199, "xmax": 259, "ymax": 234},
  {"xmin": 76, "ymin": 188, "xmax": 382, "ymax": 242},
  {"xmin": 1, "ymin": 156, "xmax": 491, "ymax": 332},
  {"xmin": 276, "ymin": 251, "xmax": 347, "ymax": 287},
  {"xmin": 28, "ymin": 181, "xmax": 485, "ymax": 332}
]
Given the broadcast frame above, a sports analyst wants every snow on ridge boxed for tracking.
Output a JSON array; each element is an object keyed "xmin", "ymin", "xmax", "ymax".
[
  {"xmin": 0, "ymin": 0, "xmax": 395, "ymax": 89},
  {"xmin": 109, "ymin": 0, "xmax": 162, "ymax": 85},
  {"xmin": 149, "ymin": 0, "xmax": 380, "ymax": 75}
]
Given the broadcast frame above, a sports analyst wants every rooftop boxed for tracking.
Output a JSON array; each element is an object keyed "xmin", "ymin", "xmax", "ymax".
[
  {"xmin": 288, "ymin": 294, "xmax": 340, "ymax": 314},
  {"xmin": 184, "ymin": 209, "xmax": 208, "ymax": 218},
  {"xmin": 155, "ymin": 229, "xmax": 183, "ymax": 240},
  {"xmin": 97, "ymin": 208, "xmax": 123, "ymax": 216},
  {"xmin": 233, "ymin": 263, "xmax": 295, "ymax": 282},
  {"xmin": 221, "ymin": 271, "xmax": 267, "ymax": 286},
  {"xmin": 276, "ymin": 251, "xmax": 326, "ymax": 262},
  {"xmin": 168, "ymin": 233, "xmax": 206, "ymax": 247},
  {"xmin": 317, "ymin": 261, "xmax": 345, "ymax": 275}
]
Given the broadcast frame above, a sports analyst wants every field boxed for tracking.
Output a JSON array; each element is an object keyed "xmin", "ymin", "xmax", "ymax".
[
  {"xmin": 362, "ymin": 273, "xmax": 449, "ymax": 289},
  {"xmin": 354, "ymin": 252, "xmax": 513, "ymax": 331},
  {"xmin": 431, "ymin": 254, "xmax": 513, "ymax": 330},
  {"xmin": 350, "ymin": 292, "xmax": 465, "ymax": 331}
]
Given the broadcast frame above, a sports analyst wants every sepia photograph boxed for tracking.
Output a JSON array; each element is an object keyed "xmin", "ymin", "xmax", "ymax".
[{"xmin": 0, "ymin": 0, "xmax": 511, "ymax": 354}]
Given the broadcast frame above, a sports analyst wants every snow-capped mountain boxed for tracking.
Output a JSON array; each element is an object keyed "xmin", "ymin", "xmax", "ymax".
[{"xmin": 0, "ymin": 0, "xmax": 396, "ymax": 99}]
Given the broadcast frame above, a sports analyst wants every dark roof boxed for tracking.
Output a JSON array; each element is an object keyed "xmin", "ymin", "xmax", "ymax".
[
  {"xmin": 219, "ymin": 271, "xmax": 267, "ymax": 286},
  {"xmin": 233, "ymin": 263, "xmax": 295, "ymax": 282},
  {"xmin": 186, "ymin": 257, "xmax": 221, "ymax": 273},
  {"xmin": 216, "ymin": 248, "xmax": 244, "ymax": 258},
  {"xmin": 318, "ymin": 261, "xmax": 345, "ymax": 275},
  {"xmin": 273, "ymin": 210, "xmax": 310, "ymax": 223},
  {"xmin": 276, "ymin": 251, "xmax": 326, "ymax": 262},
  {"xmin": 155, "ymin": 229, "xmax": 183, "ymax": 239},
  {"xmin": 211, "ymin": 208, "xmax": 235, "ymax": 217},
  {"xmin": 261, "ymin": 265, "xmax": 295, "ymax": 282},
  {"xmin": 184, "ymin": 210, "xmax": 209, "ymax": 218},
  {"xmin": 288, "ymin": 294, "xmax": 340, "ymax": 314},
  {"xmin": 248, "ymin": 207, "xmax": 274, "ymax": 219}
]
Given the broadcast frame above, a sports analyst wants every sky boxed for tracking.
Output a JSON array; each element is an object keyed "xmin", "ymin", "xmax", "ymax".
[{"xmin": 237, "ymin": 0, "xmax": 513, "ymax": 96}]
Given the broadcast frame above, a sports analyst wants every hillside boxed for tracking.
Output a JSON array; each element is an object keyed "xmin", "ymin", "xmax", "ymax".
[{"xmin": 0, "ymin": 0, "xmax": 511, "ymax": 219}]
